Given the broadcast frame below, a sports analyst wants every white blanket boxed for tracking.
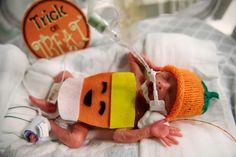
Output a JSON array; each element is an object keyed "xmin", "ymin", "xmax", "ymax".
[
  {"xmin": 0, "ymin": 44, "xmax": 29, "ymax": 153},
  {"xmin": 0, "ymin": 33, "xmax": 236, "ymax": 157},
  {"xmin": 141, "ymin": 33, "xmax": 236, "ymax": 157},
  {"xmin": 0, "ymin": 44, "xmax": 29, "ymax": 119}
]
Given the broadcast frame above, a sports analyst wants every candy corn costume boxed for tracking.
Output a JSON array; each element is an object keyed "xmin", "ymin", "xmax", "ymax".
[
  {"xmin": 57, "ymin": 65, "xmax": 218, "ymax": 129},
  {"xmin": 58, "ymin": 72, "xmax": 137, "ymax": 129}
]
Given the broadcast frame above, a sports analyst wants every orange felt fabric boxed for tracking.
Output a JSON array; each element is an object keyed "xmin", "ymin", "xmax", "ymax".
[{"xmin": 78, "ymin": 72, "xmax": 112, "ymax": 128}]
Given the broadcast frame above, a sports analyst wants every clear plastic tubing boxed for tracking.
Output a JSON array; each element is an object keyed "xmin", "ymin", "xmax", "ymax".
[{"xmin": 87, "ymin": 0, "xmax": 150, "ymax": 71}]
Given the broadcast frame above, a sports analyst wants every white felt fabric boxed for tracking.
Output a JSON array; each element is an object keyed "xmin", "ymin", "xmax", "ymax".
[{"xmin": 58, "ymin": 76, "xmax": 86, "ymax": 122}]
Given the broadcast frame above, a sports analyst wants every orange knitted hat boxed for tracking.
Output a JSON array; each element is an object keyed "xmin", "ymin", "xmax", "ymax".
[{"xmin": 160, "ymin": 65, "xmax": 219, "ymax": 121}]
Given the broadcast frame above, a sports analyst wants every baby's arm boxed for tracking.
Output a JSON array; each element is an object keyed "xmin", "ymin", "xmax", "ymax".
[
  {"xmin": 128, "ymin": 53, "xmax": 145, "ymax": 88},
  {"xmin": 29, "ymin": 71, "xmax": 73, "ymax": 113},
  {"xmin": 128, "ymin": 53, "xmax": 160, "ymax": 88},
  {"xmin": 49, "ymin": 120, "xmax": 89, "ymax": 148},
  {"xmin": 113, "ymin": 127, "xmax": 150, "ymax": 143},
  {"xmin": 29, "ymin": 96, "xmax": 57, "ymax": 113},
  {"xmin": 113, "ymin": 119, "xmax": 182, "ymax": 146},
  {"xmin": 141, "ymin": 54, "xmax": 160, "ymax": 71},
  {"xmin": 128, "ymin": 52, "xmax": 160, "ymax": 73}
]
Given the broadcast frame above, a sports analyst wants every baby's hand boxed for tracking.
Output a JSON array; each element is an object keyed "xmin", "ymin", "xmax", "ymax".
[
  {"xmin": 150, "ymin": 119, "xmax": 182, "ymax": 146},
  {"xmin": 28, "ymin": 134, "xmax": 38, "ymax": 143}
]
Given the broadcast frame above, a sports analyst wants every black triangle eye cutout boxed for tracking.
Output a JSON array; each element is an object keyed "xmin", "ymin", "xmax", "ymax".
[
  {"xmin": 102, "ymin": 81, "xmax": 107, "ymax": 93},
  {"xmin": 99, "ymin": 101, "xmax": 106, "ymax": 115},
  {"xmin": 84, "ymin": 89, "xmax": 92, "ymax": 106}
]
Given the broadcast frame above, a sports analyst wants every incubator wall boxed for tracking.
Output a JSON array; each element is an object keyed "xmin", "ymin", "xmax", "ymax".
[
  {"xmin": 0, "ymin": 0, "xmax": 35, "ymax": 43},
  {"xmin": 0, "ymin": 0, "xmax": 235, "ymax": 44}
]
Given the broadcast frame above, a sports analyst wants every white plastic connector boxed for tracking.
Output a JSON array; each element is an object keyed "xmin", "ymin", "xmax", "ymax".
[
  {"xmin": 143, "ymin": 69, "xmax": 167, "ymax": 115},
  {"xmin": 47, "ymin": 82, "xmax": 63, "ymax": 104}
]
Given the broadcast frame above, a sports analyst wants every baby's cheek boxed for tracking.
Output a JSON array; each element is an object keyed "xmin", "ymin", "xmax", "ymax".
[{"xmin": 157, "ymin": 91, "xmax": 165, "ymax": 100}]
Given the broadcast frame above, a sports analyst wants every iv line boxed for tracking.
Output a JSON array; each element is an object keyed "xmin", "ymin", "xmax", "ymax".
[
  {"xmin": 4, "ymin": 116, "xmax": 31, "ymax": 123},
  {"xmin": 60, "ymin": 49, "xmax": 68, "ymax": 83},
  {"xmin": 8, "ymin": 105, "xmax": 41, "ymax": 114},
  {"xmin": 88, "ymin": 13, "xmax": 151, "ymax": 73},
  {"xmin": 4, "ymin": 105, "xmax": 42, "ymax": 123},
  {"xmin": 172, "ymin": 119, "xmax": 236, "ymax": 143},
  {"xmin": 106, "ymin": 28, "xmax": 151, "ymax": 73}
]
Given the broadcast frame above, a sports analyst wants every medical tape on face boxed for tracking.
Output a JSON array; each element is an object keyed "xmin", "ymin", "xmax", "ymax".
[
  {"xmin": 140, "ymin": 81, "xmax": 150, "ymax": 103},
  {"xmin": 141, "ymin": 70, "xmax": 167, "ymax": 115}
]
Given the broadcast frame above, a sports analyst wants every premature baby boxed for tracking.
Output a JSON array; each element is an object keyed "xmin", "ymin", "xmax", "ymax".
[{"xmin": 27, "ymin": 53, "xmax": 218, "ymax": 148}]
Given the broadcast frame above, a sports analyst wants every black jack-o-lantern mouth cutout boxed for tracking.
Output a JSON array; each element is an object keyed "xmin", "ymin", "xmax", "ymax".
[
  {"xmin": 83, "ymin": 85, "xmax": 107, "ymax": 116},
  {"xmin": 101, "ymin": 81, "xmax": 107, "ymax": 93},
  {"xmin": 84, "ymin": 89, "xmax": 92, "ymax": 107},
  {"xmin": 79, "ymin": 73, "xmax": 112, "ymax": 128},
  {"xmin": 99, "ymin": 101, "xmax": 106, "ymax": 115}
]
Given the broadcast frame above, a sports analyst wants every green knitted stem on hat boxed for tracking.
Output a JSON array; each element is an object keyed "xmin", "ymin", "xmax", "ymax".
[{"xmin": 202, "ymin": 81, "xmax": 219, "ymax": 113}]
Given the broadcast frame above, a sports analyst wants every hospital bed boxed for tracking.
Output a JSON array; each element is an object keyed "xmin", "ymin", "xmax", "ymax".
[{"xmin": 0, "ymin": 15, "xmax": 236, "ymax": 157}]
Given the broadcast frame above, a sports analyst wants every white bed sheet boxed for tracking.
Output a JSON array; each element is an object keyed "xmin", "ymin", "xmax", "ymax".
[{"xmin": 1, "ymin": 18, "xmax": 236, "ymax": 157}]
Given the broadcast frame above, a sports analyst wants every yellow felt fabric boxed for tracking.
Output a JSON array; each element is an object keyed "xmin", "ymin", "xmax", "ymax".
[{"xmin": 110, "ymin": 72, "xmax": 136, "ymax": 128}]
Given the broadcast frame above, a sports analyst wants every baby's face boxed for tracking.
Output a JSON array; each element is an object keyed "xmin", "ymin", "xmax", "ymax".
[{"xmin": 146, "ymin": 71, "xmax": 177, "ymax": 113}]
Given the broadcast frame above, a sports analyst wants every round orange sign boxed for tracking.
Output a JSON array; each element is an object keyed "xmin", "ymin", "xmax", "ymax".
[{"xmin": 22, "ymin": 0, "xmax": 90, "ymax": 58}]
